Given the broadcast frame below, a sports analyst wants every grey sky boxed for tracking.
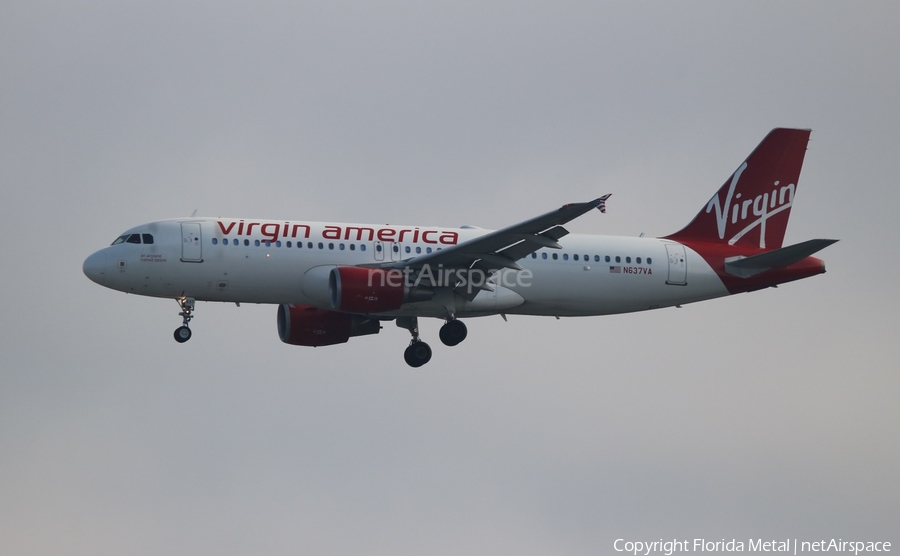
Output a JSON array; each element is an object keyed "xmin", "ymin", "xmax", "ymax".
[{"xmin": 1, "ymin": 2, "xmax": 898, "ymax": 555}]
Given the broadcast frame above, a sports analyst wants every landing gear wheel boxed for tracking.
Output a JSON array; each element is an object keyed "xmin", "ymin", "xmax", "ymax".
[
  {"xmin": 174, "ymin": 326, "xmax": 192, "ymax": 343},
  {"xmin": 439, "ymin": 319, "xmax": 468, "ymax": 347},
  {"xmin": 404, "ymin": 341, "xmax": 432, "ymax": 367}
]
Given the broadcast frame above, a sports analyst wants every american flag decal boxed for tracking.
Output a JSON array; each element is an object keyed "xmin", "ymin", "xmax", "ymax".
[
  {"xmin": 596, "ymin": 193, "xmax": 611, "ymax": 214},
  {"xmin": 609, "ymin": 266, "xmax": 621, "ymax": 273}
]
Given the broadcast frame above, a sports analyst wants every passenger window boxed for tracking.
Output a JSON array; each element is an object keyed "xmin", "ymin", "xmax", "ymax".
[
  {"xmin": 360, "ymin": 244, "xmax": 367, "ymax": 251},
  {"xmin": 318, "ymin": 242, "xmax": 324, "ymax": 249},
  {"xmin": 573, "ymin": 254, "xmax": 579, "ymax": 261},
  {"xmin": 626, "ymin": 257, "xmax": 631, "ymax": 263},
  {"xmin": 647, "ymin": 257, "xmax": 652, "ymax": 264},
  {"xmin": 244, "ymin": 239, "xmax": 250, "ymax": 246},
  {"xmin": 142, "ymin": 234, "xmax": 154, "ymax": 244},
  {"xmin": 307, "ymin": 242, "xmax": 313, "ymax": 249},
  {"xmin": 426, "ymin": 247, "xmax": 432, "ymax": 253},
  {"xmin": 350, "ymin": 244, "xmax": 356, "ymax": 251},
  {"xmin": 376, "ymin": 244, "xmax": 382, "ymax": 252},
  {"xmin": 286, "ymin": 241, "xmax": 292, "ymax": 247},
  {"xmin": 255, "ymin": 240, "xmax": 261, "ymax": 246},
  {"xmin": 552, "ymin": 253, "xmax": 558, "ymax": 260},
  {"xmin": 406, "ymin": 246, "xmax": 411, "ymax": 253},
  {"xmin": 126, "ymin": 234, "xmax": 141, "ymax": 244},
  {"xmin": 605, "ymin": 256, "xmax": 610, "ymax": 262},
  {"xmin": 222, "ymin": 239, "xmax": 229, "ymax": 245},
  {"xmin": 416, "ymin": 246, "xmax": 421, "ymax": 254},
  {"xmin": 532, "ymin": 253, "xmax": 537, "ymax": 259},
  {"xmin": 563, "ymin": 254, "xmax": 569, "ymax": 261},
  {"xmin": 615, "ymin": 256, "xmax": 621, "ymax": 263},
  {"xmin": 265, "ymin": 241, "xmax": 271, "ymax": 247},
  {"xmin": 542, "ymin": 253, "xmax": 547, "ymax": 259},
  {"xmin": 276, "ymin": 241, "xmax": 282, "ymax": 247},
  {"xmin": 340, "ymin": 243, "xmax": 345, "ymax": 250},
  {"xmin": 328, "ymin": 243, "xmax": 334, "ymax": 250},
  {"xmin": 212, "ymin": 238, "xmax": 218, "ymax": 245},
  {"xmin": 594, "ymin": 255, "xmax": 600, "ymax": 262},
  {"xmin": 636, "ymin": 257, "xmax": 641, "ymax": 264}
]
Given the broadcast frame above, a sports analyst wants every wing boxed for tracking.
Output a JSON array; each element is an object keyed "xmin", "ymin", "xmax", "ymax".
[{"xmin": 380, "ymin": 195, "xmax": 610, "ymax": 296}]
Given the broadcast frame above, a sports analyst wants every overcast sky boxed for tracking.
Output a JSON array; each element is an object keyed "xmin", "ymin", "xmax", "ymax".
[{"xmin": 1, "ymin": 2, "xmax": 898, "ymax": 555}]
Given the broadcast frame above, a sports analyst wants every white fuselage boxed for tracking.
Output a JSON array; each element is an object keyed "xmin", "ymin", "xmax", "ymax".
[{"xmin": 83, "ymin": 217, "xmax": 730, "ymax": 319}]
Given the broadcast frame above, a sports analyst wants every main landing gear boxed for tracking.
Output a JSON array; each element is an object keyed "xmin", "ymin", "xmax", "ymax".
[
  {"xmin": 174, "ymin": 296, "xmax": 195, "ymax": 343},
  {"xmin": 404, "ymin": 341, "xmax": 432, "ymax": 368},
  {"xmin": 397, "ymin": 316, "xmax": 468, "ymax": 367},
  {"xmin": 439, "ymin": 319, "xmax": 467, "ymax": 347},
  {"xmin": 398, "ymin": 316, "xmax": 431, "ymax": 368}
]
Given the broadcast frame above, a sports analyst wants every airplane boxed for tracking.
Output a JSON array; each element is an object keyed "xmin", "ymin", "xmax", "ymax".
[{"xmin": 83, "ymin": 128, "xmax": 836, "ymax": 367}]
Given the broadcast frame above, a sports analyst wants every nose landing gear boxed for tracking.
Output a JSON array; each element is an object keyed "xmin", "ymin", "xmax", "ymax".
[{"xmin": 174, "ymin": 296, "xmax": 195, "ymax": 343}]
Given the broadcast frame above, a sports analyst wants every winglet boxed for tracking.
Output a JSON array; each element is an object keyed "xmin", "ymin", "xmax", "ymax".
[{"xmin": 595, "ymin": 194, "xmax": 611, "ymax": 214}]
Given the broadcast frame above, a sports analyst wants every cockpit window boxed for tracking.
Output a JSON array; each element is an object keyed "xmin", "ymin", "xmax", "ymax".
[{"xmin": 113, "ymin": 233, "xmax": 149, "ymax": 245}]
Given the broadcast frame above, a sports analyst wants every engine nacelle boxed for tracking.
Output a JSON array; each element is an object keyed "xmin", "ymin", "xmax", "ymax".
[
  {"xmin": 277, "ymin": 304, "xmax": 380, "ymax": 347},
  {"xmin": 329, "ymin": 266, "xmax": 432, "ymax": 313}
]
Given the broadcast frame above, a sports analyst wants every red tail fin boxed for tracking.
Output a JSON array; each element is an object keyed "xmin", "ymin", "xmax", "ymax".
[{"xmin": 664, "ymin": 128, "xmax": 811, "ymax": 250}]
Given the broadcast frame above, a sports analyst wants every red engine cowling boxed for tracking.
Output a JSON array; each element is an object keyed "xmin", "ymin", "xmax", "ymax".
[
  {"xmin": 329, "ymin": 266, "xmax": 407, "ymax": 313},
  {"xmin": 277, "ymin": 304, "xmax": 380, "ymax": 347}
]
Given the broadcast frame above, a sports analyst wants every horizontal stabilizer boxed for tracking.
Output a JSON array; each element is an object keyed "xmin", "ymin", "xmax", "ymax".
[{"xmin": 725, "ymin": 239, "xmax": 838, "ymax": 278}]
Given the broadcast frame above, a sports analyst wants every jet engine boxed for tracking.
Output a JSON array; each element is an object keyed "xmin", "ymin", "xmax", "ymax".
[
  {"xmin": 277, "ymin": 304, "xmax": 381, "ymax": 347},
  {"xmin": 329, "ymin": 266, "xmax": 432, "ymax": 313}
]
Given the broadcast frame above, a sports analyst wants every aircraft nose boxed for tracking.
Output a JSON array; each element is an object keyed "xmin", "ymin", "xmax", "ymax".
[{"xmin": 83, "ymin": 250, "xmax": 107, "ymax": 284}]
